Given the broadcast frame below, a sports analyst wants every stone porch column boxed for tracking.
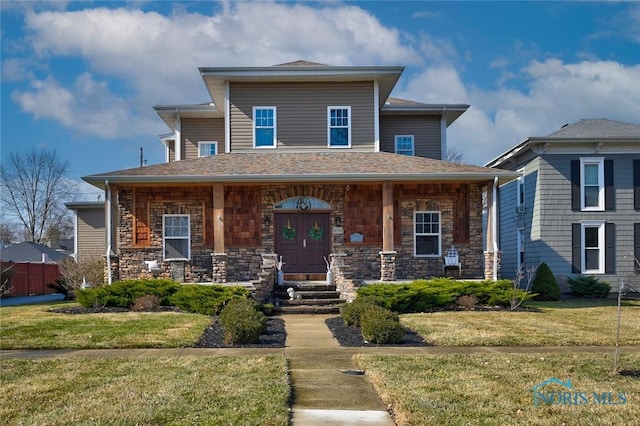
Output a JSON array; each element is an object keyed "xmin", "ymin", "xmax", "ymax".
[
  {"xmin": 484, "ymin": 250, "xmax": 502, "ymax": 280},
  {"xmin": 212, "ymin": 253, "xmax": 228, "ymax": 283},
  {"xmin": 380, "ymin": 251, "xmax": 397, "ymax": 281}
]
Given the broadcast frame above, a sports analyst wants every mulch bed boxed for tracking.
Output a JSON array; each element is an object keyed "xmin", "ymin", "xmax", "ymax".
[
  {"xmin": 325, "ymin": 316, "xmax": 428, "ymax": 347},
  {"xmin": 193, "ymin": 317, "xmax": 286, "ymax": 348}
]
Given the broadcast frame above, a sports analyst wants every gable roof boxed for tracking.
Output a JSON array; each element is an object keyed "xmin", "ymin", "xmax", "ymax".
[
  {"xmin": 486, "ymin": 118, "xmax": 640, "ymax": 168},
  {"xmin": 0, "ymin": 241, "xmax": 70, "ymax": 263},
  {"xmin": 83, "ymin": 151, "xmax": 517, "ymax": 188}
]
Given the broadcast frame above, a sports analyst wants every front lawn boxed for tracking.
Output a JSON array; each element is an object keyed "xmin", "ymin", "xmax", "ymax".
[
  {"xmin": 401, "ymin": 300, "xmax": 640, "ymax": 346},
  {"xmin": 356, "ymin": 352, "xmax": 640, "ymax": 426},
  {"xmin": 0, "ymin": 302, "xmax": 212, "ymax": 349},
  {"xmin": 0, "ymin": 356, "xmax": 289, "ymax": 425}
]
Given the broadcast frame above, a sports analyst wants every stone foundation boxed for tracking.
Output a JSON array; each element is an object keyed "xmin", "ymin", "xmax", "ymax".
[
  {"xmin": 211, "ymin": 253, "xmax": 228, "ymax": 283},
  {"xmin": 331, "ymin": 252, "xmax": 362, "ymax": 302},
  {"xmin": 379, "ymin": 251, "xmax": 397, "ymax": 281}
]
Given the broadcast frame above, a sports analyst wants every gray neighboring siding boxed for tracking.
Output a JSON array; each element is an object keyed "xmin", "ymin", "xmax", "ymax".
[
  {"xmin": 229, "ymin": 82, "xmax": 375, "ymax": 152},
  {"xmin": 499, "ymin": 154, "xmax": 640, "ymax": 289},
  {"xmin": 182, "ymin": 118, "xmax": 225, "ymax": 159},
  {"xmin": 379, "ymin": 115, "xmax": 441, "ymax": 159},
  {"xmin": 76, "ymin": 208, "xmax": 105, "ymax": 260}
]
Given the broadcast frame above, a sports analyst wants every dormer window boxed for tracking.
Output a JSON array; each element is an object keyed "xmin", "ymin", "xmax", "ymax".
[
  {"xmin": 253, "ymin": 107, "xmax": 277, "ymax": 148},
  {"xmin": 198, "ymin": 141, "xmax": 217, "ymax": 157},
  {"xmin": 328, "ymin": 106, "xmax": 351, "ymax": 148},
  {"xmin": 395, "ymin": 135, "xmax": 414, "ymax": 156}
]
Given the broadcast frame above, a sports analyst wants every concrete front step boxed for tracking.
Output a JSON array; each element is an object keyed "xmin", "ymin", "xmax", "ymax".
[
  {"xmin": 275, "ymin": 291, "xmax": 341, "ymax": 300},
  {"xmin": 274, "ymin": 305, "xmax": 342, "ymax": 314},
  {"xmin": 279, "ymin": 298, "xmax": 345, "ymax": 306}
]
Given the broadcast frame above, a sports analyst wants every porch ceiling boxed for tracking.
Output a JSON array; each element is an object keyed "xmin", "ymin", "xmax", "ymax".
[{"xmin": 83, "ymin": 151, "xmax": 518, "ymax": 189}]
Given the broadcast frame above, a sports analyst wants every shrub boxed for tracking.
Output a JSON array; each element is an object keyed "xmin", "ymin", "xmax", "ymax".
[
  {"xmin": 218, "ymin": 297, "xmax": 267, "ymax": 345},
  {"xmin": 455, "ymin": 295, "xmax": 478, "ymax": 310},
  {"xmin": 58, "ymin": 255, "xmax": 106, "ymax": 298},
  {"xmin": 131, "ymin": 294, "xmax": 161, "ymax": 311},
  {"xmin": 360, "ymin": 305, "xmax": 404, "ymax": 344},
  {"xmin": 168, "ymin": 285, "xmax": 249, "ymax": 315},
  {"xmin": 532, "ymin": 263, "xmax": 560, "ymax": 301},
  {"xmin": 77, "ymin": 279, "xmax": 180, "ymax": 309},
  {"xmin": 568, "ymin": 275, "xmax": 611, "ymax": 298},
  {"xmin": 341, "ymin": 296, "xmax": 379, "ymax": 327},
  {"xmin": 1, "ymin": 265, "xmax": 15, "ymax": 297}
]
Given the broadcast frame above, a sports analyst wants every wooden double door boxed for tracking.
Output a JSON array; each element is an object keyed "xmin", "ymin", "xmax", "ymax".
[{"xmin": 275, "ymin": 212, "xmax": 330, "ymax": 274}]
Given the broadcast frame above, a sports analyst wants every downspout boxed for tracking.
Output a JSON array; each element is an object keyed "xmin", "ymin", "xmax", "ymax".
[
  {"xmin": 492, "ymin": 176, "xmax": 499, "ymax": 281},
  {"xmin": 105, "ymin": 180, "xmax": 113, "ymax": 285}
]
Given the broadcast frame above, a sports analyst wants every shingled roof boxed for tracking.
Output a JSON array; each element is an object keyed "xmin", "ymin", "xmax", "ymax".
[
  {"xmin": 0, "ymin": 242, "xmax": 70, "ymax": 263},
  {"xmin": 546, "ymin": 119, "xmax": 640, "ymax": 138},
  {"xmin": 84, "ymin": 151, "xmax": 516, "ymax": 188}
]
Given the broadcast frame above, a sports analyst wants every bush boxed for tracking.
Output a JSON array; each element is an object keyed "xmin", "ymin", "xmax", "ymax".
[
  {"xmin": 532, "ymin": 263, "xmax": 560, "ymax": 301},
  {"xmin": 218, "ymin": 297, "xmax": 267, "ymax": 345},
  {"xmin": 131, "ymin": 294, "xmax": 161, "ymax": 311},
  {"xmin": 341, "ymin": 296, "xmax": 379, "ymax": 327},
  {"xmin": 568, "ymin": 276, "xmax": 611, "ymax": 298},
  {"xmin": 58, "ymin": 255, "xmax": 106, "ymax": 298},
  {"xmin": 360, "ymin": 305, "xmax": 404, "ymax": 344},
  {"xmin": 77, "ymin": 279, "xmax": 180, "ymax": 309},
  {"xmin": 168, "ymin": 285, "xmax": 249, "ymax": 315},
  {"xmin": 1, "ymin": 265, "xmax": 15, "ymax": 297}
]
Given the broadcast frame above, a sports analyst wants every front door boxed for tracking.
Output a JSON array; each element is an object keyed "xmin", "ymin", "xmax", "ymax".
[{"xmin": 275, "ymin": 212, "xmax": 330, "ymax": 274}]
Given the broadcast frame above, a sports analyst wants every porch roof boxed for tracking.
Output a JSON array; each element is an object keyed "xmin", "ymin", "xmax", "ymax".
[{"xmin": 83, "ymin": 151, "xmax": 518, "ymax": 189}]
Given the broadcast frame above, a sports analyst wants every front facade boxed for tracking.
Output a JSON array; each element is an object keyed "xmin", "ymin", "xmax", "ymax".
[
  {"xmin": 487, "ymin": 119, "xmax": 640, "ymax": 292},
  {"xmin": 84, "ymin": 61, "xmax": 515, "ymax": 299}
]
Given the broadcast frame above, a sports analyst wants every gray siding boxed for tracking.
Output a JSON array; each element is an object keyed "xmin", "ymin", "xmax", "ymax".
[
  {"xmin": 379, "ymin": 115, "xmax": 442, "ymax": 159},
  {"xmin": 229, "ymin": 82, "xmax": 375, "ymax": 152},
  {"xmin": 498, "ymin": 153, "xmax": 640, "ymax": 290},
  {"xmin": 76, "ymin": 208, "xmax": 105, "ymax": 260},
  {"xmin": 182, "ymin": 118, "xmax": 225, "ymax": 159}
]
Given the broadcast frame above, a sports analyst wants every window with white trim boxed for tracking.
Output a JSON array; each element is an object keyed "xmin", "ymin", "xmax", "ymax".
[
  {"xmin": 414, "ymin": 211, "xmax": 441, "ymax": 256},
  {"xmin": 582, "ymin": 221, "xmax": 605, "ymax": 274},
  {"xmin": 327, "ymin": 106, "xmax": 351, "ymax": 147},
  {"xmin": 253, "ymin": 107, "xmax": 276, "ymax": 148},
  {"xmin": 395, "ymin": 135, "xmax": 414, "ymax": 156},
  {"xmin": 517, "ymin": 228, "xmax": 525, "ymax": 273},
  {"xmin": 580, "ymin": 157, "xmax": 604, "ymax": 211},
  {"xmin": 516, "ymin": 168, "xmax": 525, "ymax": 208},
  {"xmin": 198, "ymin": 141, "xmax": 217, "ymax": 157},
  {"xmin": 163, "ymin": 214, "xmax": 190, "ymax": 260}
]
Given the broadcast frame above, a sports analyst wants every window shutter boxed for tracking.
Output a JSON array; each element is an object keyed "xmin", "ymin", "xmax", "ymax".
[
  {"xmin": 634, "ymin": 160, "xmax": 640, "ymax": 211},
  {"xmin": 634, "ymin": 223, "xmax": 640, "ymax": 274},
  {"xmin": 604, "ymin": 160, "xmax": 614, "ymax": 211},
  {"xmin": 605, "ymin": 223, "xmax": 615, "ymax": 274},
  {"xmin": 571, "ymin": 223, "xmax": 581, "ymax": 273},
  {"xmin": 571, "ymin": 160, "xmax": 580, "ymax": 211}
]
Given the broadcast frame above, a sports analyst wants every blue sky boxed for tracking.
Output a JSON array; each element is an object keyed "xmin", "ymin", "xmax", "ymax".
[{"xmin": 2, "ymin": 1, "xmax": 639, "ymax": 200}]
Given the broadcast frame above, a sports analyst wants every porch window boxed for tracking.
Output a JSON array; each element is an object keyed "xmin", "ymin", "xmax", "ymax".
[
  {"xmin": 395, "ymin": 135, "xmax": 414, "ymax": 156},
  {"xmin": 414, "ymin": 211, "xmax": 441, "ymax": 256},
  {"xmin": 163, "ymin": 214, "xmax": 190, "ymax": 260},
  {"xmin": 253, "ymin": 107, "xmax": 276, "ymax": 148},
  {"xmin": 327, "ymin": 106, "xmax": 351, "ymax": 147},
  {"xmin": 198, "ymin": 141, "xmax": 217, "ymax": 157}
]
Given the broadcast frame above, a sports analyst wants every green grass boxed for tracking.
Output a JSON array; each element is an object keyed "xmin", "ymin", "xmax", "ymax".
[
  {"xmin": 0, "ymin": 302, "xmax": 212, "ymax": 349},
  {"xmin": 356, "ymin": 353, "xmax": 640, "ymax": 426},
  {"xmin": 401, "ymin": 299, "xmax": 640, "ymax": 346},
  {"xmin": 0, "ymin": 356, "xmax": 290, "ymax": 425}
]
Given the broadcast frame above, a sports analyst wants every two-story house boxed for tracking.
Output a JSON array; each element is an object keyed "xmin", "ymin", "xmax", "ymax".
[
  {"xmin": 486, "ymin": 119, "xmax": 640, "ymax": 292},
  {"xmin": 83, "ymin": 61, "xmax": 516, "ymax": 300}
]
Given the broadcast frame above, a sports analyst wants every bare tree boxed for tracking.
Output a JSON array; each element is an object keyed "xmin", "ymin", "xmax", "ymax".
[
  {"xmin": 0, "ymin": 149, "xmax": 78, "ymax": 243},
  {"xmin": 0, "ymin": 222, "xmax": 18, "ymax": 247},
  {"xmin": 445, "ymin": 144, "xmax": 467, "ymax": 164}
]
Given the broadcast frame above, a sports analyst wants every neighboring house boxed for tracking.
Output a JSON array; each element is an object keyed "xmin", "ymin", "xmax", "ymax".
[
  {"xmin": 66, "ymin": 202, "xmax": 106, "ymax": 261},
  {"xmin": 82, "ymin": 61, "xmax": 516, "ymax": 299},
  {"xmin": 486, "ymin": 119, "xmax": 640, "ymax": 292},
  {"xmin": 0, "ymin": 241, "xmax": 70, "ymax": 263}
]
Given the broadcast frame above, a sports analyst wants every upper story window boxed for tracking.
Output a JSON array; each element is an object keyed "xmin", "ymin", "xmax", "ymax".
[
  {"xmin": 414, "ymin": 211, "xmax": 441, "ymax": 257},
  {"xmin": 163, "ymin": 214, "xmax": 190, "ymax": 260},
  {"xmin": 516, "ymin": 168, "xmax": 525, "ymax": 211},
  {"xmin": 580, "ymin": 157, "xmax": 604, "ymax": 211},
  {"xmin": 395, "ymin": 135, "xmax": 414, "ymax": 156},
  {"xmin": 253, "ymin": 107, "xmax": 277, "ymax": 148},
  {"xmin": 198, "ymin": 141, "xmax": 217, "ymax": 157},
  {"xmin": 328, "ymin": 106, "xmax": 351, "ymax": 148}
]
